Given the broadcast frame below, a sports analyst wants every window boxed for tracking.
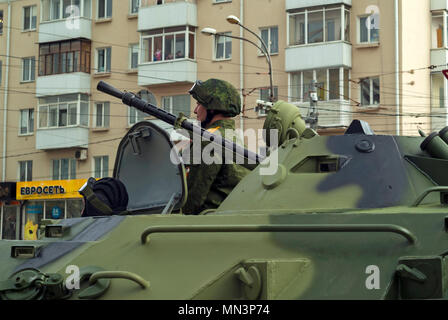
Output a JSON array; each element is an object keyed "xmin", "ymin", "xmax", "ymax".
[
  {"xmin": 20, "ymin": 109, "xmax": 34, "ymax": 135},
  {"xmin": 128, "ymin": 108, "xmax": 146, "ymax": 125},
  {"xmin": 162, "ymin": 95, "xmax": 190, "ymax": 117},
  {"xmin": 41, "ymin": 0, "xmax": 91, "ymax": 21},
  {"xmin": 22, "ymin": 57, "xmax": 35, "ymax": 82},
  {"xmin": 432, "ymin": 73, "xmax": 445, "ymax": 108},
  {"xmin": 289, "ymin": 5, "xmax": 350, "ymax": 46},
  {"xmin": 39, "ymin": 39, "xmax": 91, "ymax": 76},
  {"xmin": 129, "ymin": 44, "xmax": 139, "ymax": 69},
  {"xmin": 128, "ymin": 90, "xmax": 153, "ymax": 125},
  {"xmin": 130, "ymin": 0, "xmax": 139, "ymax": 13},
  {"xmin": 290, "ymin": 68, "xmax": 350, "ymax": 102},
  {"xmin": 0, "ymin": 10, "xmax": 3, "ymax": 34},
  {"xmin": 95, "ymin": 102, "xmax": 110, "ymax": 128},
  {"xmin": 215, "ymin": 32, "xmax": 232, "ymax": 60},
  {"xmin": 52, "ymin": 158, "xmax": 76, "ymax": 180},
  {"xmin": 38, "ymin": 94, "xmax": 89, "ymax": 128},
  {"xmin": 98, "ymin": 0, "xmax": 112, "ymax": 19},
  {"xmin": 19, "ymin": 161, "xmax": 32, "ymax": 181},
  {"xmin": 260, "ymin": 27, "xmax": 278, "ymax": 54},
  {"xmin": 141, "ymin": 26, "xmax": 195, "ymax": 63},
  {"xmin": 96, "ymin": 47, "xmax": 111, "ymax": 73},
  {"xmin": 432, "ymin": 13, "xmax": 446, "ymax": 49},
  {"xmin": 360, "ymin": 77, "xmax": 380, "ymax": 106},
  {"xmin": 23, "ymin": 6, "xmax": 37, "ymax": 31},
  {"xmin": 359, "ymin": 15, "xmax": 379, "ymax": 44},
  {"xmin": 94, "ymin": 156, "xmax": 109, "ymax": 178}
]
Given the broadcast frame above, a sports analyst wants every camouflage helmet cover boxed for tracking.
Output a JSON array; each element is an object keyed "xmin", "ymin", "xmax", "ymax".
[{"xmin": 189, "ymin": 79, "xmax": 241, "ymax": 117}]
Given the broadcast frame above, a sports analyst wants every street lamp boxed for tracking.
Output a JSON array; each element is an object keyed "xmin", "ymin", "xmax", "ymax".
[
  {"xmin": 201, "ymin": 19, "xmax": 274, "ymax": 102},
  {"xmin": 226, "ymin": 15, "xmax": 274, "ymax": 102}
]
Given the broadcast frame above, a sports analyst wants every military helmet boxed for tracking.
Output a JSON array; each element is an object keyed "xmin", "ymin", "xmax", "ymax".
[{"xmin": 189, "ymin": 79, "xmax": 241, "ymax": 117}]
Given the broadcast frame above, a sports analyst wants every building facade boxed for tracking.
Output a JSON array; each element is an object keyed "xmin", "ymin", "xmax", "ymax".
[{"xmin": 0, "ymin": 0, "xmax": 445, "ymax": 237}]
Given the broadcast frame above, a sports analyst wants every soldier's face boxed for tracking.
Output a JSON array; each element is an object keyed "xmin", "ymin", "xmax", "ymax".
[{"xmin": 194, "ymin": 103, "xmax": 207, "ymax": 122}]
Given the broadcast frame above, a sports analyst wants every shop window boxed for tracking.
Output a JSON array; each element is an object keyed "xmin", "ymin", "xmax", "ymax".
[
  {"xmin": 67, "ymin": 199, "xmax": 83, "ymax": 218},
  {"xmin": 24, "ymin": 201, "xmax": 43, "ymax": 240},
  {"xmin": 46, "ymin": 200, "xmax": 65, "ymax": 219},
  {"xmin": 2, "ymin": 206, "xmax": 20, "ymax": 240}
]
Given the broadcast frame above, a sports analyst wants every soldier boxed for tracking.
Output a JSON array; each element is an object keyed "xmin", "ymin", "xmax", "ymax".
[{"xmin": 183, "ymin": 79, "xmax": 250, "ymax": 215}]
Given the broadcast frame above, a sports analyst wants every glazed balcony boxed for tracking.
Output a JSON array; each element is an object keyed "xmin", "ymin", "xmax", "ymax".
[{"xmin": 138, "ymin": 0, "xmax": 197, "ymax": 31}]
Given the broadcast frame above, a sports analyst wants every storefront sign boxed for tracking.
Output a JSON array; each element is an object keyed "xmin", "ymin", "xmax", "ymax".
[{"xmin": 17, "ymin": 179, "xmax": 88, "ymax": 200}]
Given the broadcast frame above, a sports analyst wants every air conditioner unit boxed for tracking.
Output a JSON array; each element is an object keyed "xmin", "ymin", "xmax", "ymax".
[{"xmin": 75, "ymin": 149, "xmax": 87, "ymax": 161}]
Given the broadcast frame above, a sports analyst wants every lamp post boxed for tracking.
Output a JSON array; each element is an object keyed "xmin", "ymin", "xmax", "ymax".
[{"xmin": 201, "ymin": 20, "xmax": 274, "ymax": 103}]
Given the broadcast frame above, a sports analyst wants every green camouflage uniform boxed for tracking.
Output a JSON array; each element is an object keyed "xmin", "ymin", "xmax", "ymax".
[
  {"xmin": 182, "ymin": 119, "xmax": 250, "ymax": 215},
  {"xmin": 183, "ymin": 78, "xmax": 251, "ymax": 215}
]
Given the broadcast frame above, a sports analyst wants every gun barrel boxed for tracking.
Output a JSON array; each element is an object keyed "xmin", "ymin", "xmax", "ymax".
[{"xmin": 97, "ymin": 81, "xmax": 264, "ymax": 164}]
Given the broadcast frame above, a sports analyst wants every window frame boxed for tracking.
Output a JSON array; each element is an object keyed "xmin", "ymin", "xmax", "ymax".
[
  {"xmin": 38, "ymin": 94, "xmax": 89, "ymax": 129},
  {"xmin": 129, "ymin": 43, "xmax": 139, "ymax": 69},
  {"xmin": 358, "ymin": 14, "xmax": 380, "ymax": 44},
  {"xmin": 22, "ymin": 57, "xmax": 36, "ymax": 82},
  {"xmin": 359, "ymin": 77, "xmax": 380, "ymax": 107},
  {"xmin": 130, "ymin": 0, "xmax": 139, "ymax": 14},
  {"xmin": 214, "ymin": 31, "xmax": 232, "ymax": 60},
  {"xmin": 39, "ymin": 39, "xmax": 91, "ymax": 76},
  {"xmin": 18, "ymin": 160, "xmax": 33, "ymax": 182},
  {"xmin": 288, "ymin": 5, "xmax": 349, "ymax": 47},
  {"xmin": 289, "ymin": 68, "xmax": 351, "ymax": 103},
  {"xmin": 93, "ymin": 155, "xmax": 109, "ymax": 178},
  {"xmin": 260, "ymin": 26, "xmax": 279, "ymax": 55},
  {"xmin": 19, "ymin": 108, "xmax": 35, "ymax": 136},
  {"xmin": 140, "ymin": 26, "xmax": 195, "ymax": 64},
  {"xmin": 52, "ymin": 158, "xmax": 76, "ymax": 180},
  {"xmin": 161, "ymin": 94, "xmax": 191, "ymax": 117},
  {"xmin": 97, "ymin": 0, "xmax": 112, "ymax": 19},
  {"xmin": 95, "ymin": 47, "xmax": 111, "ymax": 73},
  {"xmin": 23, "ymin": 5, "xmax": 37, "ymax": 31},
  {"xmin": 94, "ymin": 101, "xmax": 110, "ymax": 128}
]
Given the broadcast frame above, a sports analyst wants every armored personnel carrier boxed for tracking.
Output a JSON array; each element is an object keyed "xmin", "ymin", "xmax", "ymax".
[{"xmin": 1, "ymin": 82, "xmax": 448, "ymax": 300}]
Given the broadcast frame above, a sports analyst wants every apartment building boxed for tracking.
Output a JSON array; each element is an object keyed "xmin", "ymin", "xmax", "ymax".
[{"xmin": 0, "ymin": 0, "xmax": 445, "ymax": 238}]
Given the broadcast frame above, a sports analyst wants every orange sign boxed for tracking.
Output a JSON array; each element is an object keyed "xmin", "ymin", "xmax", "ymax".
[{"xmin": 16, "ymin": 179, "xmax": 88, "ymax": 200}]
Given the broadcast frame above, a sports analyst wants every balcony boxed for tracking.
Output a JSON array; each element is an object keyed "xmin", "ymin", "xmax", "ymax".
[
  {"xmin": 295, "ymin": 100, "xmax": 352, "ymax": 128},
  {"xmin": 38, "ymin": 18, "xmax": 92, "ymax": 43},
  {"xmin": 138, "ymin": 60, "xmax": 197, "ymax": 86},
  {"xmin": 36, "ymin": 127, "xmax": 89, "ymax": 150},
  {"xmin": 285, "ymin": 42, "xmax": 352, "ymax": 72},
  {"xmin": 286, "ymin": 0, "xmax": 351, "ymax": 11},
  {"xmin": 36, "ymin": 73, "xmax": 91, "ymax": 97},
  {"xmin": 138, "ymin": 0, "xmax": 197, "ymax": 31},
  {"xmin": 432, "ymin": 0, "xmax": 448, "ymax": 11}
]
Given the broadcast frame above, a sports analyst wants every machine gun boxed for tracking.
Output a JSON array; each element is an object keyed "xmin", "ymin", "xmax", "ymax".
[{"xmin": 97, "ymin": 81, "xmax": 264, "ymax": 165}]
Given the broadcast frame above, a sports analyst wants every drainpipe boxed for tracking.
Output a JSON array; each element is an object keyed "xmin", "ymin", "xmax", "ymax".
[
  {"xmin": 2, "ymin": 0, "xmax": 11, "ymax": 182},
  {"xmin": 395, "ymin": 0, "xmax": 400, "ymax": 135},
  {"xmin": 239, "ymin": 0, "xmax": 244, "ymax": 133}
]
